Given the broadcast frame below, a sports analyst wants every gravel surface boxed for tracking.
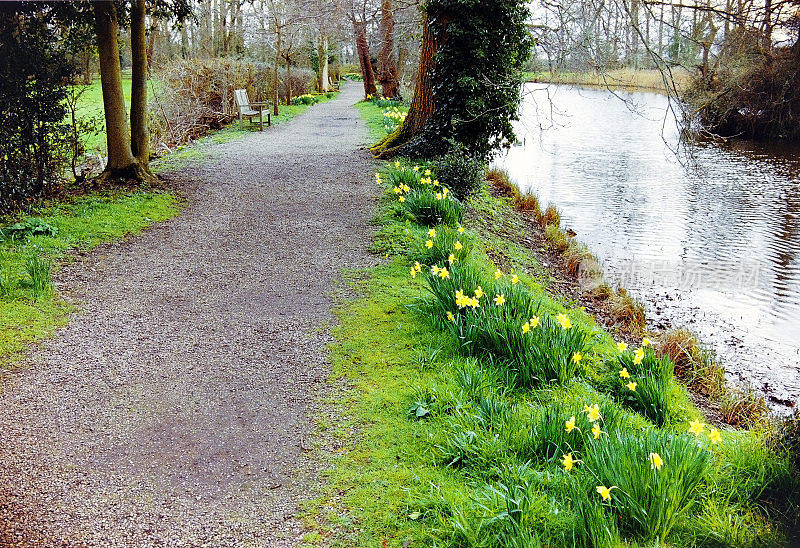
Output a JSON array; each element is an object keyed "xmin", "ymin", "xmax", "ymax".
[{"xmin": 0, "ymin": 83, "xmax": 377, "ymax": 547}]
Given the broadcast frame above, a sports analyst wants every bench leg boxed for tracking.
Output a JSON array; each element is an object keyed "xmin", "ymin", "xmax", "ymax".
[
  {"xmin": 239, "ymin": 112, "xmax": 244, "ymax": 130},
  {"xmin": 267, "ymin": 113, "xmax": 271, "ymax": 126},
  {"xmin": 259, "ymin": 110, "xmax": 264, "ymax": 131}
]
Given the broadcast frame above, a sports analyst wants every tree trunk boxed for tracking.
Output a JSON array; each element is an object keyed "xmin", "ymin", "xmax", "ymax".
[
  {"xmin": 318, "ymin": 34, "xmax": 329, "ymax": 92},
  {"xmin": 354, "ymin": 19, "xmax": 377, "ymax": 98},
  {"xmin": 180, "ymin": 23, "xmax": 189, "ymax": 59},
  {"xmin": 273, "ymin": 24, "xmax": 281, "ymax": 116},
  {"xmin": 146, "ymin": 16, "xmax": 159, "ymax": 73},
  {"xmin": 285, "ymin": 53, "xmax": 292, "ymax": 104},
  {"xmin": 94, "ymin": 0, "xmax": 137, "ymax": 174},
  {"xmin": 130, "ymin": 0, "xmax": 151, "ymax": 171},
  {"xmin": 371, "ymin": 11, "xmax": 439, "ymax": 157},
  {"xmin": 82, "ymin": 46, "xmax": 93, "ymax": 84},
  {"xmin": 377, "ymin": 0, "xmax": 400, "ymax": 99}
]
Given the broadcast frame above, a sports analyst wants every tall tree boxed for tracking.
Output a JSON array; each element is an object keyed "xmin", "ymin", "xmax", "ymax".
[
  {"xmin": 130, "ymin": 0, "xmax": 150, "ymax": 169},
  {"xmin": 372, "ymin": 0, "xmax": 531, "ymax": 159},
  {"xmin": 377, "ymin": 0, "xmax": 400, "ymax": 98},
  {"xmin": 94, "ymin": 0, "xmax": 138, "ymax": 177},
  {"xmin": 353, "ymin": 17, "xmax": 377, "ymax": 97}
]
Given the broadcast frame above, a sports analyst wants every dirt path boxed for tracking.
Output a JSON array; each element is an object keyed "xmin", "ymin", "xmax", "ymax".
[{"xmin": 0, "ymin": 84, "xmax": 376, "ymax": 547}]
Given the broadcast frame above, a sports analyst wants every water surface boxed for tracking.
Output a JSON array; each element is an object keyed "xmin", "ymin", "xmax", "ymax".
[{"xmin": 496, "ymin": 84, "xmax": 800, "ymax": 412}]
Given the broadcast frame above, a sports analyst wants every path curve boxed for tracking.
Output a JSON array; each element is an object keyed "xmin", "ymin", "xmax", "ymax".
[{"xmin": 0, "ymin": 83, "xmax": 376, "ymax": 546}]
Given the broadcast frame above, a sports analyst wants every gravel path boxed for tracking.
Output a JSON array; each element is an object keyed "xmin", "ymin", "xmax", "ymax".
[{"xmin": 0, "ymin": 83, "xmax": 376, "ymax": 546}]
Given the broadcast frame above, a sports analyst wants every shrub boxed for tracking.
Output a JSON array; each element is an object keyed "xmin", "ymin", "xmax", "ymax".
[
  {"xmin": 290, "ymin": 93, "xmax": 318, "ymax": 105},
  {"xmin": 1, "ymin": 9, "xmax": 72, "ymax": 213},
  {"xmin": 434, "ymin": 147, "xmax": 485, "ymax": 200},
  {"xmin": 403, "ymin": 189, "xmax": 464, "ymax": 227}
]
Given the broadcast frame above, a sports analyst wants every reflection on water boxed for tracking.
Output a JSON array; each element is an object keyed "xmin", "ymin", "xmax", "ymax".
[{"xmin": 496, "ymin": 84, "xmax": 800, "ymax": 411}]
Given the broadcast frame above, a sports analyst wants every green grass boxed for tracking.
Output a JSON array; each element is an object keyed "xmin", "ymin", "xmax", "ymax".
[
  {"xmin": 0, "ymin": 191, "xmax": 180, "ymax": 366},
  {"xmin": 301, "ymin": 100, "xmax": 800, "ymax": 547}
]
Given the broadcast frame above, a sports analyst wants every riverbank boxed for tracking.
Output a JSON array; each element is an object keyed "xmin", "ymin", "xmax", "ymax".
[
  {"xmin": 524, "ymin": 68, "xmax": 690, "ymax": 94},
  {"xmin": 300, "ymin": 100, "xmax": 800, "ymax": 546}
]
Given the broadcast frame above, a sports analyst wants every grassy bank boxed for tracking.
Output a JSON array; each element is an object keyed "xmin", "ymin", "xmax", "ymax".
[
  {"xmin": 0, "ymin": 191, "xmax": 180, "ymax": 368},
  {"xmin": 524, "ymin": 68, "xmax": 690, "ymax": 94},
  {"xmin": 300, "ymin": 101, "xmax": 799, "ymax": 546}
]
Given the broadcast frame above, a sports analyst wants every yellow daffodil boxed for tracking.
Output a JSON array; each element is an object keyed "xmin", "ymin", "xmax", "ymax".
[
  {"xmin": 398, "ymin": 196, "xmax": 405, "ymax": 203},
  {"xmin": 572, "ymin": 351, "xmax": 583, "ymax": 364},
  {"xmin": 511, "ymin": 274, "xmax": 520, "ymax": 285},
  {"xmin": 565, "ymin": 416, "xmax": 577, "ymax": 433},
  {"xmin": 393, "ymin": 186, "xmax": 402, "ymax": 194},
  {"xmin": 557, "ymin": 313, "xmax": 572, "ymax": 330},
  {"xmin": 394, "ymin": 161, "xmax": 401, "ymax": 168},
  {"xmin": 435, "ymin": 192, "xmax": 443, "ymax": 200},
  {"xmin": 454, "ymin": 241, "xmax": 463, "ymax": 251},
  {"xmin": 401, "ymin": 184, "xmax": 410, "ymax": 192},
  {"xmin": 455, "ymin": 289, "xmax": 468, "ymax": 308},
  {"xmin": 633, "ymin": 347, "xmax": 645, "ymax": 365},
  {"xmin": 494, "ymin": 269, "xmax": 503, "ymax": 279},
  {"xmin": 448, "ymin": 253, "xmax": 457, "ymax": 264},
  {"xmin": 431, "ymin": 265, "xmax": 440, "ymax": 275},
  {"xmin": 413, "ymin": 166, "xmax": 419, "ymax": 172},
  {"xmin": 642, "ymin": 337, "xmax": 652, "ymax": 346},
  {"xmin": 474, "ymin": 286, "xmax": 484, "ymax": 299},
  {"xmin": 447, "ymin": 311, "xmax": 455, "ymax": 322},
  {"xmin": 414, "ymin": 262, "xmax": 422, "ymax": 272},
  {"xmin": 458, "ymin": 226, "xmax": 465, "ymax": 234},
  {"xmin": 649, "ymin": 452, "xmax": 664, "ymax": 470},
  {"xmin": 616, "ymin": 341, "xmax": 628, "ymax": 352},
  {"xmin": 591, "ymin": 422, "xmax": 605, "ymax": 439},
  {"xmin": 494, "ymin": 294, "xmax": 505, "ymax": 306},
  {"xmin": 529, "ymin": 316, "xmax": 540, "ymax": 329},
  {"xmin": 522, "ymin": 322, "xmax": 530, "ymax": 334},
  {"xmin": 584, "ymin": 404, "xmax": 601, "ymax": 422},
  {"xmin": 410, "ymin": 267, "xmax": 417, "ymax": 278},
  {"xmin": 424, "ymin": 169, "xmax": 432, "ymax": 176},
  {"xmin": 619, "ymin": 367, "xmax": 630, "ymax": 379},
  {"xmin": 596, "ymin": 485, "xmax": 615, "ymax": 501},
  {"xmin": 626, "ymin": 381, "xmax": 637, "ymax": 392},
  {"xmin": 688, "ymin": 420, "xmax": 705, "ymax": 436},
  {"xmin": 562, "ymin": 453, "xmax": 577, "ymax": 471},
  {"xmin": 433, "ymin": 179, "xmax": 440, "ymax": 186},
  {"xmin": 708, "ymin": 428, "xmax": 722, "ymax": 444},
  {"xmin": 426, "ymin": 239, "xmax": 434, "ymax": 249},
  {"xmin": 469, "ymin": 297, "xmax": 480, "ymax": 309},
  {"xmin": 439, "ymin": 268, "xmax": 450, "ymax": 279},
  {"xmin": 428, "ymin": 228, "xmax": 436, "ymax": 238},
  {"xmin": 442, "ymin": 187, "xmax": 449, "ymax": 196}
]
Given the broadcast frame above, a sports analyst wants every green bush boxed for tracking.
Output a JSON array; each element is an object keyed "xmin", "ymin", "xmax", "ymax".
[{"xmin": 434, "ymin": 148, "xmax": 485, "ymax": 200}]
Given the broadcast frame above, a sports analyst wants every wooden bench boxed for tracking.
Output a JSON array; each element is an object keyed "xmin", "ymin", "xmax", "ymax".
[{"xmin": 234, "ymin": 89, "xmax": 271, "ymax": 131}]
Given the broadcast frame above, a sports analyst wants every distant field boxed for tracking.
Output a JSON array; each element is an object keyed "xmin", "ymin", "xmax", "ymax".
[
  {"xmin": 524, "ymin": 68, "xmax": 691, "ymax": 94},
  {"xmin": 73, "ymin": 75, "xmax": 132, "ymax": 154}
]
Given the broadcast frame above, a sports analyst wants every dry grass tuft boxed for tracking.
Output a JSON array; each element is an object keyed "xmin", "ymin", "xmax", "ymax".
[
  {"xmin": 657, "ymin": 328, "xmax": 726, "ymax": 398},
  {"xmin": 485, "ymin": 168, "xmax": 520, "ymax": 199},
  {"xmin": 542, "ymin": 205, "xmax": 561, "ymax": 227},
  {"xmin": 609, "ymin": 289, "xmax": 646, "ymax": 334},
  {"xmin": 514, "ymin": 192, "xmax": 542, "ymax": 219},
  {"xmin": 544, "ymin": 224, "xmax": 568, "ymax": 252},
  {"xmin": 720, "ymin": 387, "xmax": 770, "ymax": 428},
  {"xmin": 587, "ymin": 283, "xmax": 614, "ymax": 301}
]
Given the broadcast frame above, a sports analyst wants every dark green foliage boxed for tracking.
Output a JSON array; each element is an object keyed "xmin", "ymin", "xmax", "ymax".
[
  {"xmin": 434, "ymin": 147, "xmax": 485, "ymax": 199},
  {"xmin": 0, "ymin": 7, "xmax": 72, "ymax": 213},
  {"xmin": 405, "ymin": 0, "xmax": 532, "ymax": 160},
  {"xmin": 1, "ymin": 218, "xmax": 58, "ymax": 240},
  {"xmin": 403, "ymin": 190, "xmax": 464, "ymax": 227},
  {"xmin": 409, "ymin": 224, "xmax": 473, "ymax": 266}
]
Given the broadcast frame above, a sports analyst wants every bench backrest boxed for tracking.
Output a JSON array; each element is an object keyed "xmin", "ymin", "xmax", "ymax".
[{"xmin": 234, "ymin": 89, "xmax": 250, "ymax": 112}]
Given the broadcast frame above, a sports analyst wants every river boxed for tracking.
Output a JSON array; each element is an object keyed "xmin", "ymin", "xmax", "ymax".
[{"xmin": 495, "ymin": 84, "xmax": 800, "ymax": 413}]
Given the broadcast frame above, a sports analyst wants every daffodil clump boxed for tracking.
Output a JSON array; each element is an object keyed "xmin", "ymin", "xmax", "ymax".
[
  {"xmin": 290, "ymin": 93, "xmax": 321, "ymax": 106},
  {"xmin": 382, "ymin": 105, "xmax": 408, "ymax": 134}
]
